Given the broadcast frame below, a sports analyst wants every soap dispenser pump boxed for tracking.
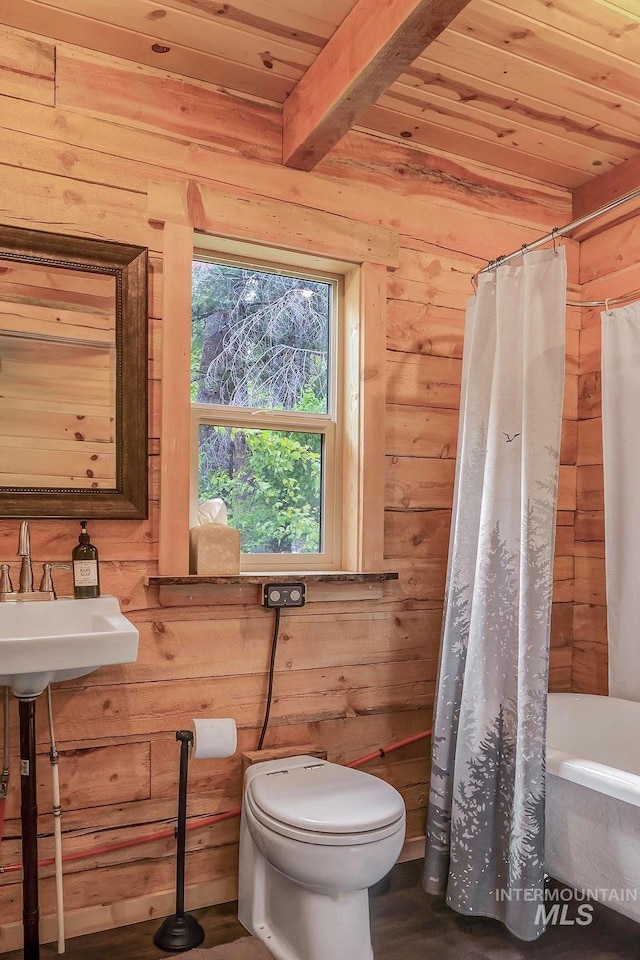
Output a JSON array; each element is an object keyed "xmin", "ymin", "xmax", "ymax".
[{"xmin": 72, "ymin": 520, "xmax": 100, "ymax": 599}]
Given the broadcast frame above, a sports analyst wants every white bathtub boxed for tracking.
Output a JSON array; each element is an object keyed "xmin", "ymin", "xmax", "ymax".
[{"xmin": 545, "ymin": 692, "xmax": 640, "ymax": 922}]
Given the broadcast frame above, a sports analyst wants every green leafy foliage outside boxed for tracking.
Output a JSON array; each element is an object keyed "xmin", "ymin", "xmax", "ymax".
[{"xmin": 199, "ymin": 426, "xmax": 321, "ymax": 554}]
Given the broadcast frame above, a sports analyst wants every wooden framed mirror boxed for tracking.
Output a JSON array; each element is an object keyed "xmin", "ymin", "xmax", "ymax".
[{"xmin": 0, "ymin": 224, "xmax": 148, "ymax": 518}]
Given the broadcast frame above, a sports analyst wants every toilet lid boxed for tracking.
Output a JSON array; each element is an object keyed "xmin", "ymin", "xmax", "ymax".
[{"xmin": 247, "ymin": 760, "xmax": 405, "ymax": 834}]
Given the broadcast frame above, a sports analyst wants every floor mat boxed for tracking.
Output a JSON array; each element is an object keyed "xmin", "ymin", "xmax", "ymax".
[{"xmin": 180, "ymin": 935, "xmax": 273, "ymax": 958}]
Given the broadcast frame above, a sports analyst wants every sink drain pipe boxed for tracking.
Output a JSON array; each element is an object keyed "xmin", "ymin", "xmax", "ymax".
[{"xmin": 19, "ymin": 696, "xmax": 40, "ymax": 960}]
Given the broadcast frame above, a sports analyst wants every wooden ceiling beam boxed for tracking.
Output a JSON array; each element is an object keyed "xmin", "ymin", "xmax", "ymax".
[
  {"xmin": 572, "ymin": 156, "xmax": 640, "ymax": 239},
  {"xmin": 282, "ymin": 0, "xmax": 473, "ymax": 171}
]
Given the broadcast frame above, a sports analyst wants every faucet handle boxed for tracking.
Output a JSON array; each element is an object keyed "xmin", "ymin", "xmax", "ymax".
[
  {"xmin": 0, "ymin": 564, "xmax": 13, "ymax": 593},
  {"xmin": 40, "ymin": 562, "xmax": 71, "ymax": 599}
]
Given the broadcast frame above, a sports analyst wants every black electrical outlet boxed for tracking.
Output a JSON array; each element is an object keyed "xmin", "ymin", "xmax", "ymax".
[{"xmin": 263, "ymin": 582, "xmax": 306, "ymax": 607}]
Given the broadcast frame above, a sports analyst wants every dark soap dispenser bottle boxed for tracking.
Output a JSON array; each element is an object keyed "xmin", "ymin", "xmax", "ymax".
[{"xmin": 72, "ymin": 520, "xmax": 100, "ymax": 599}]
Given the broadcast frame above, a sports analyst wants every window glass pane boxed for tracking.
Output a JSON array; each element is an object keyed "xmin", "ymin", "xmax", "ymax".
[
  {"xmin": 198, "ymin": 424, "xmax": 322, "ymax": 554},
  {"xmin": 192, "ymin": 261, "xmax": 330, "ymax": 413}
]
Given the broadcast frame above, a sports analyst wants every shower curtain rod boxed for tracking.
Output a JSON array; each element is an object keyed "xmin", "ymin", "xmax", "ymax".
[{"xmin": 478, "ymin": 184, "xmax": 640, "ymax": 275}]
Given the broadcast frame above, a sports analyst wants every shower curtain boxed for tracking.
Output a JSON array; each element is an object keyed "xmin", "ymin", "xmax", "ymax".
[
  {"xmin": 423, "ymin": 247, "xmax": 566, "ymax": 941},
  {"xmin": 602, "ymin": 301, "xmax": 640, "ymax": 702}
]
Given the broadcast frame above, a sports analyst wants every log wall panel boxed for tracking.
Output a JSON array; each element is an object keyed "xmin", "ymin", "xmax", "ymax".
[
  {"xmin": 580, "ymin": 262, "xmax": 640, "ymax": 323},
  {"xmin": 0, "ymin": 27, "xmax": 54, "ymax": 104},
  {"xmin": 385, "ymin": 405, "xmax": 459, "ymax": 459},
  {"xmin": 580, "ymin": 321, "xmax": 601, "ymax": 376},
  {"xmin": 385, "ymin": 457, "xmax": 456, "ymax": 510},
  {"xmin": 575, "ymin": 511, "xmax": 604, "ymax": 544},
  {"xmin": 580, "ymin": 218, "xmax": 640, "ymax": 282},
  {"xmin": 578, "ymin": 370, "xmax": 601, "ymax": 419},
  {"xmin": 386, "ymin": 301, "xmax": 464, "ymax": 359},
  {"xmin": 561, "ymin": 418, "xmax": 578, "ymax": 465},
  {"xmin": 3, "ymin": 741, "xmax": 150, "ymax": 821},
  {"xmin": 0, "ymin": 166, "xmax": 152, "ymax": 250},
  {"xmin": 386, "ymin": 353, "xmax": 462, "ymax": 409},
  {"xmin": 0, "ymin": 27, "xmax": 579, "ymax": 944},
  {"xmin": 552, "ymin": 556, "xmax": 574, "ymax": 605},
  {"xmin": 383, "ymin": 559, "xmax": 448, "ymax": 603},
  {"xmin": 349, "ymin": 127, "xmax": 561, "ymax": 236},
  {"xmin": 56, "ymin": 51, "xmax": 283, "ymax": 163}
]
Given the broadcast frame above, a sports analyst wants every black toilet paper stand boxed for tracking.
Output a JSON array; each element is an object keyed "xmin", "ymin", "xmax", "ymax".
[{"xmin": 153, "ymin": 730, "xmax": 205, "ymax": 953}]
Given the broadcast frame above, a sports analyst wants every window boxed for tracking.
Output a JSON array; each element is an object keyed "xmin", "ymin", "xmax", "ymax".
[
  {"xmin": 191, "ymin": 252, "xmax": 342, "ymax": 570},
  {"xmin": 154, "ymin": 182, "xmax": 395, "ymax": 578}
]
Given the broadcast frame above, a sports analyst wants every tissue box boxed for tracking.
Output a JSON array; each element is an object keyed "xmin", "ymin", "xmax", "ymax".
[{"xmin": 189, "ymin": 523, "xmax": 241, "ymax": 575}]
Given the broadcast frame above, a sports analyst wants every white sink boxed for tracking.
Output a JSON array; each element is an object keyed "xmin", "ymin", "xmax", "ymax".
[{"xmin": 0, "ymin": 595, "xmax": 139, "ymax": 698}]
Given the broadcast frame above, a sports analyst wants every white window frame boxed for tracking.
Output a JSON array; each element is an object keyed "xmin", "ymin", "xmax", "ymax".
[
  {"xmin": 190, "ymin": 248, "xmax": 344, "ymax": 571},
  {"xmin": 153, "ymin": 179, "xmax": 397, "ymax": 578}
]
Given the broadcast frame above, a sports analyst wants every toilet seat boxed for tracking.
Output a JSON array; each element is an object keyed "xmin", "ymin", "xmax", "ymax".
[
  {"xmin": 246, "ymin": 758, "xmax": 406, "ymax": 846},
  {"xmin": 246, "ymin": 790, "xmax": 404, "ymax": 846}
]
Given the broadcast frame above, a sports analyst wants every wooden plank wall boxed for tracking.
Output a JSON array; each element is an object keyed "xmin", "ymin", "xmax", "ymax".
[
  {"xmin": 0, "ymin": 26, "xmax": 576, "ymax": 949},
  {"xmin": 574, "ymin": 210, "xmax": 640, "ymax": 694}
]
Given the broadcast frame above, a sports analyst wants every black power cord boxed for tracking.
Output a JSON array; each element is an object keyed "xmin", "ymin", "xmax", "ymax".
[{"xmin": 257, "ymin": 607, "xmax": 281, "ymax": 750}]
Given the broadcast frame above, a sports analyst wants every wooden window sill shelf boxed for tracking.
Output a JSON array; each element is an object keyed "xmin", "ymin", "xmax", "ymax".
[{"xmin": 146, "ymin": 572, "xmax": 398, "ymax": 606}]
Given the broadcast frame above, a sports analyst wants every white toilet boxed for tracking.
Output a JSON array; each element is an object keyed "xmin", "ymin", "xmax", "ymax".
[{"xmin": 238, "ymin": 755, "xmax": 406, "ymax": 960}]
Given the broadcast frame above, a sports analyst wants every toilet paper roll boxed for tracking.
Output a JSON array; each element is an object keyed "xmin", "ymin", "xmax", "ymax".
[{"xmin": 189, "ymin": 718, "xmax": 237, "ymax": 759}]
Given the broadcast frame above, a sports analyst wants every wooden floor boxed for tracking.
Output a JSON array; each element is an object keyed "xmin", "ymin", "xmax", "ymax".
[{"xmin": 4, "ymin": 860, "xmax": 639, "ymax": 959}]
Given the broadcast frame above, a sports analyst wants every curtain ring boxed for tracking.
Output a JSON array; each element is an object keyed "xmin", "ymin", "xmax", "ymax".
[
  {"xmin": 605, "ymin": 297, "xmax": 613, "ymax": 316},
  {"xmin": 551, "ymin": 228, "xmax": 559, "ymax": 255}
]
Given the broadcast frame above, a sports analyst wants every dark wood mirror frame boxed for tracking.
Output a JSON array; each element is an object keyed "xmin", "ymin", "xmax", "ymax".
[{"xmin": 0, "ymin": 224, "xmax": 148, "ymax": 519}]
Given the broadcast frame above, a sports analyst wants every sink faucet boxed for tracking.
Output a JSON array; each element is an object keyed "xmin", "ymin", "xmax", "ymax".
[
  {"xmin": 0, "ymin": 521, "xmax": 70, "ymax": 602},
  {"xmin": 18, "ymin": 520, "xmax": 34, "ymax": 594}
]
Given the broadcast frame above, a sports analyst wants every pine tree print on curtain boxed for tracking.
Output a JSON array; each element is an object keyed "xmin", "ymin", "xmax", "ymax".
[{"xmin": 424, "ymin": 247, "xmax": 566, "ymax": 941}]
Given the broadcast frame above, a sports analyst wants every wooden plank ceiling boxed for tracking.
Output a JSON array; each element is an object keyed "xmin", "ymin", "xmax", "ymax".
[{"xmin": 2, "ymin": 0, "xmax": 640, "ymax": 195}]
